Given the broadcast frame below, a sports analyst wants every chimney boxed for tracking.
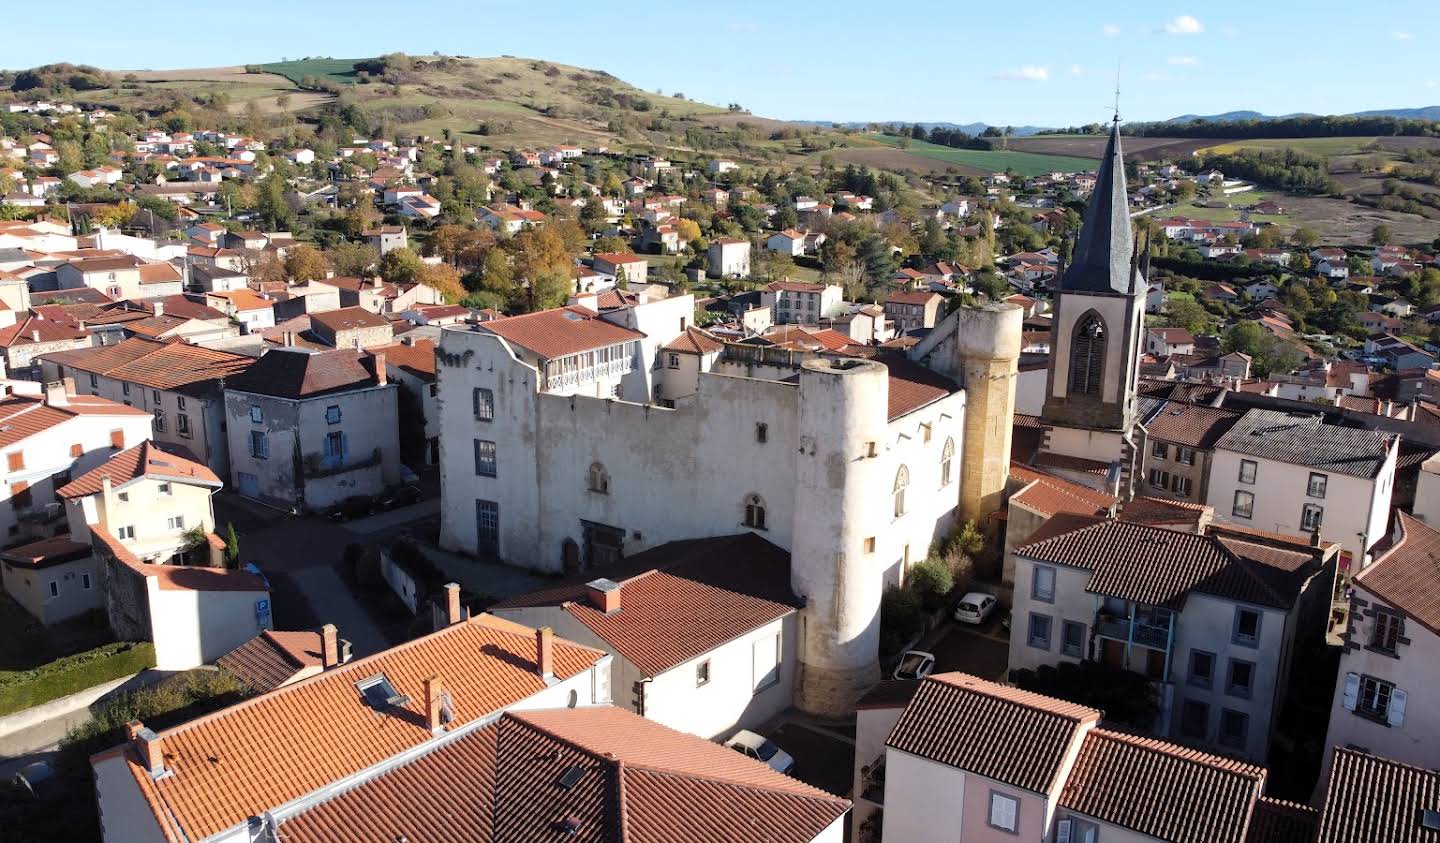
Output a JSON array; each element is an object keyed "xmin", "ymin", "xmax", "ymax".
[
  {"xmin": 43, "ymin": 380, "xmax": 68, "ymax": 407},
  {"xmin": 30, "ymin": 329, "xmax": 39, "ymax": 342},
  {"xmin": 63, "ymin": 376, "xmax": 76, "ymax": 397},
  {"xmin": 443, "ymin": 582, "xmax": 462, "ymax": 626},
  {"xmin": 126, "ymin": 720, "xmax": 165, "ymax": 777},
  {"xmin": 373, "ymin": 352, "xmax": 387, "ymax": 386},
  {"xmin": 536, "ymin": 627, "xmax": 555, "ymax": 682},
  {"xmin": 585, "ymin": 578, "xmax": 622, "ymax": 614},
  {"xmin": 1311, "ymin": 528, "xmax": 1323, "ymax": 548},
  {"xmin": 320, "ymin": 623, "xmax": 339, "ymax": 668},
  {"xmin": 282, "ymin": 330, "xmax": 295, "ymax": 347},
  {"xmin": 152, "ymin": 301, "xmax": 163, "ymax": 317},
  {"xmin": 424, "ymin": 675, "xmax": 449, "ymax": 733}
]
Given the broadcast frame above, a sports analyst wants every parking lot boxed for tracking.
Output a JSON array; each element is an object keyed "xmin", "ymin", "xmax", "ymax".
[{"xmin": 925, "ymin": 611, "xmax": 1012, "ymax": 682}]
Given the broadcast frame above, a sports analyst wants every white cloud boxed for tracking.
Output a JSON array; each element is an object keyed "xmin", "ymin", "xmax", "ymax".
[
  {"xmin": 1159, "ymin": 15, "xmax": 1204, "ymax": 35},
  {"xmin": 1426, "ymin": 79, "xmax": 1438, "ymax": 88},
  {"xmin": 1143, "ymin": 72, "xmax": 1169, "ymax": 81},
  {"xmin": 1168, "ymin": 55, "xmax": 1200, "ymax": 65},
  {"xmin": 1069, "ymin": 64, "xmax": 1084, "ymax": 77},
  {"xmin": 1102, "ymin": 23, "xmax": 1121, "ymax": 37},
  {"xmin": 993, "ymin": 65, "xmax": 1050, "ymax": 81},
  {"xmin": 1393, "ymin": 30, "xmax": 1415, "ymax": 40}
]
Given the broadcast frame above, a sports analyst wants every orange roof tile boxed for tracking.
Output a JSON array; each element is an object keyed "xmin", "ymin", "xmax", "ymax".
[
  {"xmin": 1355, "ymin": 512, "xmax": 1440, "ymax": 635},
  {"xmin": 40, "ymin": 336, "xmax": 254, "ymax": 394},
  {"xmin": 1010, "ymin": 462, "xmax": 1118, "ymax": 518},
  {"xmin": 888, "ymin": 672, "xmax": 1100, "ymax": 794},
  {"xmin": 96, "ymin": 614, "xmax": 607, "ymax": 841},
  {"xmin": 57, "ymin": 441, "xmax": 220, "ymax": 498},
  {"xmin": 1060, "ymin": 728, "xmax": 1265, "ymax": 843},
  {"xmin": 563, "ymin": 569, "xmax": 794, "ymax": 676},
  {"xmin": 278, "ymin": 706, "xmax": 848, "ymax": 842},
  {"xmin": 480, "ymin": 306, "xmax": 646, "ymax": 361},
  {"xmin": 216, "ymin": 630, "xmax": 323, "ymax": 693}
]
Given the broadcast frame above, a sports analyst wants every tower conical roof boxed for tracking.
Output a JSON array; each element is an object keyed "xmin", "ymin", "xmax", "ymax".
[{"xmin": 1063, "ymin": 119, "xmax": 1141, "ymax": 295}]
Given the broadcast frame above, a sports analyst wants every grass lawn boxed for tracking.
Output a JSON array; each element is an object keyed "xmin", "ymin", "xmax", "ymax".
[
  {"xmin": 259, "ymin": 57, "xmax": 368, "ymax": 85},
  {"xmin": 867, "ymin": 134, "xmax": 1097, "ymax": 177},
  {"xmin": 1197, "ymin": 137, "xmax": 1380, "ymax": 157}
]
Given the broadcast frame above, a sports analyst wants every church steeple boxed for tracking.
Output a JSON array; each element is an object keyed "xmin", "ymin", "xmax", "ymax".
[{"xmin": 1061, "ymin": 118, "xmax": 1142, "ymax": 295}]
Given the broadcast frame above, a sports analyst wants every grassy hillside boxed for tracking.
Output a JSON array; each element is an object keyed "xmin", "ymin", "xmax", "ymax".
[
  {"xmin": 864, "ymin": 133, "xmax": 1097, "ymax": 176},
  {"xmin": 258, "ymin": 57, "xmax": 367, "ymax": 85}
]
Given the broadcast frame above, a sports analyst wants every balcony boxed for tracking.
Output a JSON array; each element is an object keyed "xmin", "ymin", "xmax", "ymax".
[
  {"xmin": 1096, "ymin": 615, "xmax": 1171, "ymax": 650},
  {"xmin": 543, "ymin": 355, "xmax": 634, "ymax": 392}
]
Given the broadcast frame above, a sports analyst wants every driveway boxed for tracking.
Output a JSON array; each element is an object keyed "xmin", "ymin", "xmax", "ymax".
[
  {"xmin": 926, "ymin": 613, "xmax": 1012, "ymax": 682},
  {"xmin": 753, "ymin": 710, "xmax": 856, "ymax": 799}
]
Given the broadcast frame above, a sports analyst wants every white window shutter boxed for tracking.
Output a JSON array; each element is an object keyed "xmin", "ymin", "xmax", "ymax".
[
  {"xmin": 1057, "ymin": 819, "xmax": 1073, "ymax": 843},
  {"xmin": 1342, "ymin": 672, "xmax": 1359, "ymax": 711},
  {"xmin": 1388, "ymin": 689, "xmax": 1407, "ymax": 727}
]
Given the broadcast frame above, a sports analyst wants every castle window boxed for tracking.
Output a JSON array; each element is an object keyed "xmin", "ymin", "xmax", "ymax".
[
  {"xmin": 588, "ymin": 462, "xmax": 609, "ymax": 494},
  {"xmin": 755, "ymin": 423, "xmax": 768, "ymax": 444},
  {"xmin": 1069, "ymin": 312, "xmax": 1106, "ymax": 396},
  {"xmin": 744, "ymin": 494, "xmax": 767, "ymax": 530},
  {"xmin": 893, "ymin": 465, "xmax": 910, "ymax": 518},
  {"xmin": 940, "ymin": 438, "xmax": 955, "ymax": 487}
]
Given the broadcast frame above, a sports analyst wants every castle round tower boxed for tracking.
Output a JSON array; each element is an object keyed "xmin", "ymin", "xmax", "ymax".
[
  {"xmin": 792, "ymin": 358, "xmax": 889, "ymax": 717},
  {"xmin": 952, "ymin": 303, "xmax": 1024, "ymax": 524}
]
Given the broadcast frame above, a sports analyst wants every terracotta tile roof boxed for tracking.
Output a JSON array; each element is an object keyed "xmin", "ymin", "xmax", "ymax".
[
  {"xmin": 1033, "ymin": 451, "xmax": 1112, "ymax": 477},
  {"xmin": 561, "ymin": 569, "xmax": 794, "ymax": 676},
  {"xmin": 41, "ymin": 336, "xmax": 254, "ymax": 395},
  {"xmin": 1141, "ymin": 399, "xmax": 1243, "ymax": 448},
  {"xmin": 137, "ymin": 262, "xmax": 182, "ymax": 285},
  {"xmin": 592, "ymin": 252, "xmax": 645, "ymax": 265},
  {"xmin": 1119, "ymin": 495, "xmax": 1211, "ymax": 528},
  {"xmin": 145, "ymin": 295, "xmax": 227, "ymax": 321},
  {"xmin": 875, "ymin": 351, "xmax": 958, "ymax": 420},
  {"xmin": 1059, "ymin": 728, "xmax": 1265, "ymax": 843},
  {"xmin": 57, "ymin": 440, "xmax": 220, "ymax": 499},
  {"xmin": 887, "ymin": 672, "xmax": 1099, "ymax": 794},
  {"xmin": 311, "ymin": 305, "xmax": 390, "ymax": 333},
  {"xmin": 1150, "ymin": 327, "xmax": 1196, "ymax": 344},
  {"xmin": 1216, "ymin": 409, "xmax": 1396, "ymax": 479},
  {"xmin": 1355, "ymin": 512, "xmax": 1440, "ymax": 636},
  {"xmin": 371, "ymin": 338, "xmax": 436, "ymax": 382},
  {"xmin": 278, "ymin": 706, "xmax": 848, "ymax": 843},
  {"xmin": 224, "ymin": 347, "xmax": 379, "ymax": 398},
  {"xmin": 1017, "ymin": 518, "xmax": 1319, "ymax": 610},
  {"xmin": 30, "ymin": 287, "xmax": 114, "ymax": 306},
  {"xmin": 95, "ymin": 614, "xmax": 607, "ymax": 841},
  {"xmin": 0, "ymin": 393, "xmax": 139, "ymax": 450},
  {"xmin": 216, "ymin": 630, "xmax": 323, "ymax": 694},
  {"xmin": 1014, "ymin": 413, "xmax": 1044, "ymax": 429},
  {"xmin": 125, "ymin": 314, "xmax": 194, "ymax": 338},
  {"xmin": 1314, "ymin": 747, "xmax": 1440, "ymax": 843},
  {"xmin": 0, "ymin": 537, "xmax": 93, "ymax": 570},
  {"xmin": 1246, "ymin": 797, "xmax": 1320, "ymax": 843},
  {"xmin": 207, "ymin": 288, "xmax": 272, "ymax": 312},
  {"xmin": 479, "ymin": 306, "xmax": 646, "ymax": 361},
  {"xmin": 63, "ymin": 254, "xmax": 144, "ymax": 272},
  {"xmin": 1010, "ymin": 463, "xmax": 1117, "ymax": 518},
  {"xmin": 765, "ymin": 279, "xmax": 827, "ymax": 293},
  {"xmin": 885, "ymin": 290, "xmax": 941, "ymax": 305},
  {"xmin": 0, "ymin": 313, "xmax": 90, "ymax": 347},
  {"xmin": 661, "ymin": 326, "xmax": 724, "ymax": 355}
]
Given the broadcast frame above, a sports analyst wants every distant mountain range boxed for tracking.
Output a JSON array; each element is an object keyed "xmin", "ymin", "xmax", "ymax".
[
  {"xmin": 1164, "ymin": 106, "xmax": 1440, "ymax": 122},
  {"xmin": 795, "ymin": 120, "xmax": 1053, "ymax": 136}
]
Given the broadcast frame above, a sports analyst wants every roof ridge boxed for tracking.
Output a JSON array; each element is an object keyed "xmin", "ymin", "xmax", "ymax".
[
  {"xmin": 620, "ymin": 763, "xmax": 850, "ymax": 805},
  {"xmin": 142, "ymin": 613, "xmax": 601, "ymax": 740},
  {"xmin": 929, "ymin": 672, "xmax": 1100, "ymax": 722},
  {"xmin": 1087, "ymin": 727, "xmax": 1265, "ymax": 779}
]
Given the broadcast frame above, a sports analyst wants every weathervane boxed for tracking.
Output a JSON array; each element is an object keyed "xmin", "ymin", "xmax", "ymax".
[{"xmin": 1112, "ymin": 61, "xmax": 1122, "ymax": 123}]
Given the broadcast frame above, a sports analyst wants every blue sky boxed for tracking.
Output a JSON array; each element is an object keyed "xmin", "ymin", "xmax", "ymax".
[{"xmin": 7, "ymin": 0, "xmax": 1437, "ymax": 126}]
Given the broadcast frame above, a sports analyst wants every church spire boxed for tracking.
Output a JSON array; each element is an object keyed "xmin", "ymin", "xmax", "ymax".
[{"xmin": 1061, "ymin": 116, "xmax": 1142, "ymax": 295}]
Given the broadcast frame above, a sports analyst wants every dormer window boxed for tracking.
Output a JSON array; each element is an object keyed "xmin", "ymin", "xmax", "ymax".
[{"xmin": 356, "ymin": 674, "xmax": 408, "ymax": 711}]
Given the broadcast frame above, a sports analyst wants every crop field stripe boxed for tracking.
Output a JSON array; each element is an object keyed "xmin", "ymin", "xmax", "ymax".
[{"xmin": 865, "ymin": 134, "xmax": 1097, "ymax": 176}]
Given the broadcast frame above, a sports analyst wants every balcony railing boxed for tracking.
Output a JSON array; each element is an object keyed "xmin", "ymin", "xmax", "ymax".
[{"xmin": 1094, "ymin": 612, "xmax": 1174, "ymax": 651}]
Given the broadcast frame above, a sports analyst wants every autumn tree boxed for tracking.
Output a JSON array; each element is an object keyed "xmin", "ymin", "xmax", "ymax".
[
  {"xmin": 416, "ymin": 262, "xmax": 466, "ymax": 304},
  {"xmin": 379, "ymin": 247, "xmax": 424, "ymax": 284},
  {"xmin": 284, "ymin": 244, "xmax": 328, "ymax": 283},
  {"xmin": 329, "ymin": 242, "xmax": 379, "ymax": 277}
]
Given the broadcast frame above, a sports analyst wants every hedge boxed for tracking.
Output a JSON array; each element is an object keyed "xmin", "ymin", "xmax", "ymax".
[{"xmin": 0, "ymin": 641, "xmax": 155, "ymax": 716}]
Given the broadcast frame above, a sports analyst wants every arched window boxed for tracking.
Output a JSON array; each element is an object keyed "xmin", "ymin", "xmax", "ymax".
[
  {"xmin": 587, "ymin": 462, "xmax": 609, "ymax": 494},
  {"xmin": 940, "ymin": 438, "xmax": 955, "ymax": 487},
  {"xmin": 1069, "ymin": 312, "xmax": 1106, "ymax": 397},
  {"xmin": 744, "ymin": 494, "xmax": 767, "ymax": 530},
  {"xmin": 894, "ymin": 465, "xmax": 910, "ymax": 518}
]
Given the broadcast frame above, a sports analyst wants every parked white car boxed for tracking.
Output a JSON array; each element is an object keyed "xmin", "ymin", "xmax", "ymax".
[
  {"xmin": 953, "ymin": 592, "xmax": 999, "ymax": 625},
  {"xmin": 725, "ymin": 729, "xmax": 796, "ymax": 774},
  {"xmin": 893, "ymin": 649, "xmax": 936, "ymax": 681}
]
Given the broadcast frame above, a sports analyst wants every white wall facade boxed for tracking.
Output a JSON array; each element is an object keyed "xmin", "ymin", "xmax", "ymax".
[
  {"xmin": 1208, "ymin": 445, "xmax": 1395, "ymax": 565},
  {"xmin": 147, "ymin": 579, "xmax": 269, "ymax": 670}
]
